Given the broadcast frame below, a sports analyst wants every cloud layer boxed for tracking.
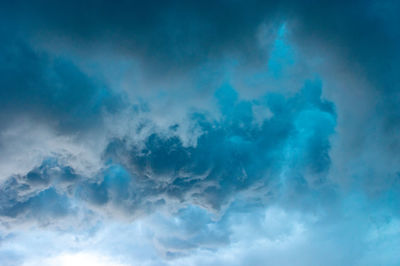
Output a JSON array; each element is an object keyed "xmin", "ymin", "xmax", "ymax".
[{"xmin": 0, "ymin": 0, "xmax": 399, "ymax": 265}]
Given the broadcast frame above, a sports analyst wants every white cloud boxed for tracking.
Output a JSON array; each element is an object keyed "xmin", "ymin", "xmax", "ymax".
[
  {"xmin": 27, "ymin": 252, "xmax": 128, "ymax": 266},
  {"xmin": 0, "ymin": 118, "xmax": 104, "ymax": 182}
]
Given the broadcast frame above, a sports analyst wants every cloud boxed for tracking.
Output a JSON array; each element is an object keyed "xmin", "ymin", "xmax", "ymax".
[
  {"xmin": 0, "ymin": 1, "xmax": 399, "ymax": 265},
  {"xmin": 0, "ymin": 79, "xmax": 336, "ymax": 231},
  {"xmin": 1, "ymin": 0, "xmax": 286, "ymax": 76},
  {"xmin": 101, "ymin": 80, "xmax": 336, "ymax": 213},
  {"xmin": 0, "ymin": 31, "xmax": 123, "ymax": 133}
]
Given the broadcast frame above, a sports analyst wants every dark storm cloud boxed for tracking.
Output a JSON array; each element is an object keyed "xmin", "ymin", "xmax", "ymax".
[
  {"xmin": 102, "ymin": 81, "xmax": 336, "ymax": 212},
  {"xmin": 290, "ymin": 0, "xmax": 400, "ymax": 131},
  {"xmin": 0, "ymin": 0, "xmax": 398, "ymax": 224},
  {"xmin": 0, "ymin": 0, "xmax": 398, "ymax": 130},
  {"xmin": 0, "ymin": 31, "xmax": 122, "ymax": 133},
  {"xmin": 1, "ymin": 0, "xmax": 286, "ymax": 74},
  {"xmin": 0, "ymin": 1, "xmax": 399, "ymax": 263},
  {"xmin": 2, "ymin": 0, "xmax": 398, "ymax": 79},
  {"xmin": 293, "ymin": 0, "xmax": 400, "ymax": 87},
  {"xmin": 0, "ymin": 81, "xmax": 336, "ymax": 225}
]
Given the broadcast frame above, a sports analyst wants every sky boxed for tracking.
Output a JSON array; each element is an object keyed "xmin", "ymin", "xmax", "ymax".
[{"xmin": 0, "ymin": 0, "xmax": 400, "ymax": 265}]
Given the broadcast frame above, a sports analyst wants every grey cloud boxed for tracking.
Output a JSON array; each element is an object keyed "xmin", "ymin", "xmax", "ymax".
[{"xmin": 0, "ymin": 80, "xmax": 336, "ymax": 228}]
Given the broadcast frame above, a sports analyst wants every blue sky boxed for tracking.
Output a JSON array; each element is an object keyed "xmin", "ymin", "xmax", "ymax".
[{"xmin": 0, "ymin": 1, "xmax": 400, "ymax": 265}]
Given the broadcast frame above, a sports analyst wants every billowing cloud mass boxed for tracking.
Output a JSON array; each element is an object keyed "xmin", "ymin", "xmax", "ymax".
[{"xmin": 0, "ymin": 0, "xmax": 400, "ymax": 265}]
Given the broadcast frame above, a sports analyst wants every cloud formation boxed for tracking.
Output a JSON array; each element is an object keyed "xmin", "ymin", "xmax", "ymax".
[
  {"xmin": 0, "ymin": 0, "xmax": 399, "ymax": 265},
  {"xmin": 0, "ymin": 80, "xmax": 336, "ymax": 226}
]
